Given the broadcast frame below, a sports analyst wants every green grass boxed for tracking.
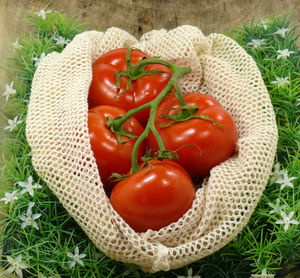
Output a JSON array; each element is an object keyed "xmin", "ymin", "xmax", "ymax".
[{"xmin": 0, "ymin": 10, "xmax": 299, "ymax": 278}]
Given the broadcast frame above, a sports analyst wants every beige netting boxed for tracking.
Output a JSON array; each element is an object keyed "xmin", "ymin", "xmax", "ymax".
[{"xmin": 26, "ymin": 26, "xmax": 278, "ymax": 272}]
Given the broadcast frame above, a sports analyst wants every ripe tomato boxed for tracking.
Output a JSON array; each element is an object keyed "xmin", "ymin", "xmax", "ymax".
[
  {"xmin": 88, "ymin": 105, "xmax": 145, "ymax": 190},
  {"xmin": 110, "ymin": 159, "xmax": 195, "ymax": 232},
  {"xmin": 147, "ymin": 93, "xmax": 238, "ymax": 178},
  {"xmin": 88, "ymin": 48, "xmax": 172, "ymax": 126}
]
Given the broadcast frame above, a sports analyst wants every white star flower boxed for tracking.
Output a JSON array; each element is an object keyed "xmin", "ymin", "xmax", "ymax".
[
  {"xmin": 32, "ymin": 52, "xmax": 46, "ymax": 67},
  {"xmin": 273, "ymin": 27, "xmax": 289, "ymax": 38},
  {"xmin": 0, "ymin": 191, "xmax": 19, "ymax": 205},
  {"xmin": 269, "ymin": 163, "xmax": 286, "ymax": 185},
  {"xmin": 53, "ymin": 36, "xmax": 71, "ymax": 47},
  {"xmin": 277, "ymin": 49, "xmax": 295, "ymax": 59},
  {"xmin": 259, "ymin": 19, "xmax": 271, "ymax": 30},
  {"xmin": 18, "ymin": 175, "xmax": 42, "ymax": 197},
  {"xmin": 247, "ymin": 39, "xmax": 266, "ymax": 49},
  {"xmin": 12, "ymin": 39, "xmax": 23, "ymax": 53},
  {"xmin": 268, "ymin": 198, "xmax": 286, "ymax": 215},
  {"xmin": 275, "ymin": 210, "xmax": 299, "ymax": 231},
  {"xmin": 251, "ymin": 268, "xmax": 274, "ymax": 278},
  {"xmin": 270, "ymin": 76, "xmax": 290, "ymax": 88},
  {"xmin": 177, "ymin": 268, "xmax": 201, "ymax": 278},
  {"xmin": 275, "ymin": 172, "xmax": 296, "ymax": 190},
  {"xmin": 20, "ymin": 202, "xmax": 41, "ymax": 230},
  {"xmin": 2, "ymin": 81, "xmax": 16, "ymax": 103},
  {"xmin": 67, "ymin": 246, "xmax": 86, "ymax": 268},
  {"xmin": 34, "ymin": 9, "xmax": 52, "ymax": 20},
  {"xmin": 4, "ymin": 116, "xmax": 22, "ymax": 132},
  {"xmin": 6, "ymin": 254, "xmax": 28, "ymax": 278}
]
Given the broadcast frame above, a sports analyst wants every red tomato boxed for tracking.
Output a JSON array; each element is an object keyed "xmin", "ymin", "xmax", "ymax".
[
  {"xmin": 110, "ymin": 159, "xmax": 195, "ymax": 232},
  {"xmin": 88, "ymin": 48, "xmax": 172, "ymax": 126},
  {"xmin": 147, "ymin": 93, "xmax": 238, "ymax": 178},
  {"xmin": 88, "ymin": 105, "xmax": 145, "ymax": 190}
]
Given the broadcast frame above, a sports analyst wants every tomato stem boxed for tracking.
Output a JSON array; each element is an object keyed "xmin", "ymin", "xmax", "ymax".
[
  {"xmin": 131, "ymin": 66, "xmax": 190, "ymax": 173},
  {"xmin": 107, "ymin": 57, "xmax": 191, "ymax": 173},
  {"xmin": 131, "ymin": 57, "xmax": 179, "ymax": 75}
]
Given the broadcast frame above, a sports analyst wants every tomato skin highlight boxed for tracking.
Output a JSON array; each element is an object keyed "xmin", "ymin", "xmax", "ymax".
[
  {"xmin": 88, "ymin": 48, "xmax": 172, "ymax": 126},
  {"xmin": 147, "ymin": 93, "xmax": 238, "ymax": 178},
  {"xmin": 93, "ymin": 48, "xmax": 148, "ymax": 71},
  {"xmin": 88, "ymin": 105, "xmax": 145, "ymax": 190},
  {"xmin": 110, "ymin": 159, "xmax": 195, "ymax": 232}
]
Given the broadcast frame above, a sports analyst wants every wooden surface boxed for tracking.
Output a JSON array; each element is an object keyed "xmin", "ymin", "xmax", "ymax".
[
  {"xmin": 1, "ymin": 0, "xmax": 300, "ymax": 277},
  {"xmin": 1, "ymin": 0, "xmax": 300, "ymax": 92}
]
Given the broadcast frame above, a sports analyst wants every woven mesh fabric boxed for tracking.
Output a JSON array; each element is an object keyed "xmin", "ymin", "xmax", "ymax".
[{"xmin": 26, "ymin": 26, "xmax": 278, "ymax": 272}]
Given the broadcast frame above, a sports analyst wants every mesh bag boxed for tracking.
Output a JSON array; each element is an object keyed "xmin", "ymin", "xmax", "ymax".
[{"xmin": 26, "ymin": 26, "xmax": 278, "ymax": 272}]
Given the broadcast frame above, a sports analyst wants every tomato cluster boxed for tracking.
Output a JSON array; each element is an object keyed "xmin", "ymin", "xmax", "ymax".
[{"xmin": 88, "ymin": 48, "xmax": 238, "ymax": 232}]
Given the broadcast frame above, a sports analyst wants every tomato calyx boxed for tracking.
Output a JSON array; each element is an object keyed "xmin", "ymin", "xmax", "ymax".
[
  {"xmin": 153, "ymin": 149, "xmax": 179, "ymax": 161},
  {"xmin": 114, "ymin": 48, "xmax": 170, "ymax": 96},
  {"xmin": 141, "ymin": 148, "xmax": 179, "ymax": 163},
  {"xmin": 105, "ymin": 116, "xmax": 137, "ymax": 144},
  {"xmin": 108, "ymin": 149, "xmax": 178, "ymax": 183},
  {"xmin": 159, "ymin": 104, "xmax": 224, "ymax": 129},
  {"xmin": 139, "ymin": 149, "xmax": 179, "ymax": 176}
]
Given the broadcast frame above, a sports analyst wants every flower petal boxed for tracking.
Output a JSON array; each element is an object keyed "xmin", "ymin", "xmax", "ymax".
[
  {"xmin": 284, "ymin": 223, "xmax": 289, "ymax": 231},
  {"xmin": 6, "ymin": 266, "xmax": 15, "ymax": 274},
  {"xmin": 287, "ymin": 211, "xmax": 294, "ymax": 219},
  {"xmin": 67, "ymin": 252, "xmax": 74, "ymax": 258},
  {"xmin": 6, "ymin": 256, "xmax": 14, "ymax": 264},
  {"xmin": 32, "ymin": 222, "xmax": 39, "ymax": 230},
  {"xmin": 275, "ymin": 220, "xmax": 284, "ymax": 225},
  {"xmin": 290, "ymin": 220, "xmax": 300, "ymax": 225},
  {"xmin": 16, "ymin": 268, "xmax": 23, "ymax": 278},
  {"xmin": 77, "ymin": 259, "xmax": 84, "ymax": 267},
  {"xmin": 68, "ymin": 260, "xmax": 76, "ymax": 268},
  {"xmin": 19, "ymin": 262, "xmax": 28, "ymax": 269},
  {"xmin": 32, "ymin": 213, "xmax": 42, "ymax": 220}
]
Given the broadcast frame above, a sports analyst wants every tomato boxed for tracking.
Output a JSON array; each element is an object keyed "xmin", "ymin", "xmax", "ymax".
[
  {"xmin": 88, "ymin": 48, "xmax": 172, "ymax": 126},
  {"xmin": 88, "ymin": 105, "xmax": 145, "ymax": 190},
  {"xmin": 110, "ymin": 159, "xmax": 195, "ymax": 232},
  {"xmin": 147, "ymin": 93, "xmax": 238, "ymax": 178}
]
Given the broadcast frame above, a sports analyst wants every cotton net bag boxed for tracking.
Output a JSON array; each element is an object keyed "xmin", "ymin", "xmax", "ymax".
[{"xmin": 26, "ymin": 25, "xmax": 278, "ymax": 272}]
